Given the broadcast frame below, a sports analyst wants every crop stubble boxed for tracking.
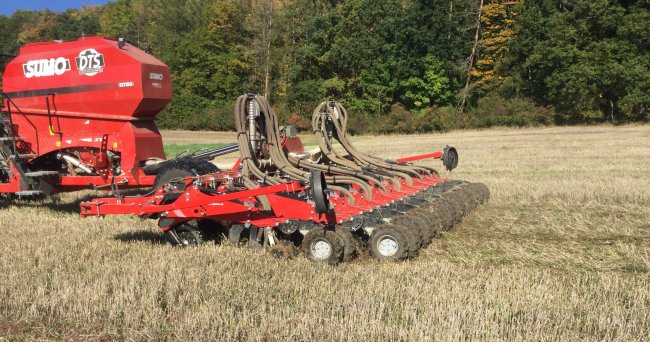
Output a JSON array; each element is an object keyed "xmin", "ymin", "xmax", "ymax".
[{"xmin": 0, "ymin": 125, "xmax": 648, "ymax": 341}]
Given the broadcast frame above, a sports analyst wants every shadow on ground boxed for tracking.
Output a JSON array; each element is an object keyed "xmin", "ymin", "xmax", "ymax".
[
  {"xmin": 113, "ymin": 230, "xmax": 167, "ymax": 244},
  {"xmin": 7, "ymin": 193, "xmax": 98, "ymax": 214},
  {"xmin": 8, "ymin": 188, "xmax": 151, "ymax": 214}
]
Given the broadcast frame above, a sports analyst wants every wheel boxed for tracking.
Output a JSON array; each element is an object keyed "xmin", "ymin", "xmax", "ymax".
[
  {"xmin": 196, "ymin": 219, "xmax": 229, "ymax": 243},
  {"xmin": 390, "ymin": 216, "xmax": 421, "ymax": 256},
  {"xmin": 303, "ymin": 227, "xmax": 344, "ymax": 265},
  {"xmin": 427, "ymin": 198, "xmax": 453, "ymax": 230},
  {"xmin": 447, "ymin": 188, "xmax": 469, "ymax": 217},
  {"xmin": 442, "ymin": 194, "xmax": 463, "ymax": 224},
  {"xmin": 422, "ymin": 204, "xmax": 445, "ymax": 236},
  {"xmin": 164, "ymin": 222, "xmax": 203, "ymax": 247},
  {"xmin": 462, "ymin": 184, "xmax": 481, "ymax": 209},
  {"xmin": 409, "ymin": 210, "xmax": 434, "ymax": 247},
  {"xmin": 476, "ymin": 183, "xmax": 490, "ymax": 203},
  {"xmin": 270, "ymin": 241, "xmax": 297, "ymax": 259},
  {"xmin": 153, "ymin": 157, "xmax": 219, "ymax": 190},
  {"xmin": 352, "ymin": 231, "xmax": 369, "ymax": 256},
  {"xmin": 335, "ymin": 225, "xmax": 358, "ymax": 262},
  {"xmin": 369, "ymin": 225, "xmax": 410, "ymax": 261}
]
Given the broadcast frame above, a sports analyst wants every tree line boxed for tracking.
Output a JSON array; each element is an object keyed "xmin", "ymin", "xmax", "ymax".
[{"xmin": 1, "ymin": 0, "xmax": 648, "ymax": 132}]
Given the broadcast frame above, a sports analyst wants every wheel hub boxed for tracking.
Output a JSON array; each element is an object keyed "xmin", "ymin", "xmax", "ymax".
[
  {"xmin": 377, "ymin": 235, "xmax": 398, "ymax": 257},
  {"xmin": 311, "ymin": 239, "xmax": 332, "ymax": 260}
]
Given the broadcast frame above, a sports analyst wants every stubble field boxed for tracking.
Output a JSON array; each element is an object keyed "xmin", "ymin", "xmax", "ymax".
[{"xmin": 1, "ymin": 125, "xmax": 649, "ymax": 341}]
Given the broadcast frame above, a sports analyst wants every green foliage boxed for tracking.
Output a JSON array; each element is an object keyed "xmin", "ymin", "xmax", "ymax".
[
  {"xmin": 1, "ymin": 0, "xmax": 648, "ymax": 131},
  {"xmin": 471, "ymin": 94, "xmax": 555, "ymax": 128},
  {"xmin": 399, "ymin": 55, "xmax": 452, "ymax": 109},
  {"xmin": 508, "ymin": 0, "xmax": 650, "ymax": 122}
]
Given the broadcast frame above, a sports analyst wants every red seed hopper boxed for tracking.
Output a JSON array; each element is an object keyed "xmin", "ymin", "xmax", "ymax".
[{"xmin": 1, "ymin": 36, "xmax": 175, "ymax": 195}]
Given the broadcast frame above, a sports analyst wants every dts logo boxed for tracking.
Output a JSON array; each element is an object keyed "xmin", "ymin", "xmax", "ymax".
[{"xmin": 75, "ymin": 49, "xmax": 105, "ymax": 76}]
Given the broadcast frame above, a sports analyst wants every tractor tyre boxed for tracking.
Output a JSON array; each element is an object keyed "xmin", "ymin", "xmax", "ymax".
[
  {"xmin": 303, "ymin": 227, "xmax": 344, "ymax": 265},
  {"xmin": 410, "ymin": 210, "xmax": 434, "ymax": 246},
  {"xmin": 427, "ymin": 199, "xmax": 453, "ymax": 230},
  {"xmin": 442, "ymin": 195, "xmax": 463, "ymax": 224},
  {"xmin": 463, "ymin": 184, "xmax": 481, "ymax": 209}
]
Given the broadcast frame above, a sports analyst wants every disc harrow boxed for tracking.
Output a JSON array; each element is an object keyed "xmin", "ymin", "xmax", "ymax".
[{"xmin": 80, "ymin": 95, "xmax": 489, "ymax": 264}]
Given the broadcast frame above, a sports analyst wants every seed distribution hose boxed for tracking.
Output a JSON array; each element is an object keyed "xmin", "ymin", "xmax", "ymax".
[
  {"xmin": 235, "ymin": 94, "xmax": 383, "ymax": 203},
  {"xmin": 311, "ymin": 101, "xmax": 439, "ymax": 187}
]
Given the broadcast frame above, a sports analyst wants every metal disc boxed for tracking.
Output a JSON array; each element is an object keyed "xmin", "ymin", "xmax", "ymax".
[
  {"xmin": 442, "ymin": 146, "xmax": 459, "ymax": 171},
  {"xmin": 310, "ymin": 170, "xmax": 330, "ymax": 214}
]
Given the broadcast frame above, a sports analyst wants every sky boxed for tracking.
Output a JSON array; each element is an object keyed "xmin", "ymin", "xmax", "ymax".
[{"xmin": 1, "ymin": 0, "xmax": 114, "ymax": 16}]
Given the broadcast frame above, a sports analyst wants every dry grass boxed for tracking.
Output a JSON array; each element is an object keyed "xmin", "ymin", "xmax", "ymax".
[{"xmin": 1, "ymin": 125, "xmax": 649, "ymax": 341}]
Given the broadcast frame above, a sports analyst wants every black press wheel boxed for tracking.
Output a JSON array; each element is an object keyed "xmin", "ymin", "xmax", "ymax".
[
  {"xmin": 466, "ymin": 182, "xmax": 488, "ymax": 204},
  {"xmin": 388, "ymin": 216, "xmax": 421, "ymax": 257},
  {"xmin": 164, "ymin": 222, "xmax": 203, "ymax": 247},
  {"xmin": 369, "ymin": 225, "xmax": 409, "ymax": 261},
  {"xmin": 153, "ymin": 157, "xmax": 219, "ymax": 190},
  {"xmin": 269, "ymin": 241, "xmax": 298, "ymax": 259},
  {"xmin": 303, "ymin": 227, "xmax": 344, "ymax": 265},
  {"xmin": 335, "ymin": 225, "xmax": 358, "ymax": 262}
]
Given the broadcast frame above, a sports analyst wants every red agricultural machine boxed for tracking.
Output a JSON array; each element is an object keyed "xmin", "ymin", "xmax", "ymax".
[
  {"xmin": 2, "ymin": 36, "xmax": 489, "ymax": 264},
  {"xmin": 80, "ymin": 94, "xmax": 489, "ymax": 264},
  {"xmin": 0, "ymin": 36, "xmax": 221, "ymax": 197}
]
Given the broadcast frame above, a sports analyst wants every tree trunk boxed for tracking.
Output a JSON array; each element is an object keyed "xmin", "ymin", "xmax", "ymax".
[
  {"xmin": 263, "ymin": 1, "xmax": 274, "ymax": 98},
  {"xmin": 458, "ymin": 0, "xmax": 484, "ymax": 115},
  {"xmin": 448, "ymin": 0, "xmax": 453, "ymax": 40}
]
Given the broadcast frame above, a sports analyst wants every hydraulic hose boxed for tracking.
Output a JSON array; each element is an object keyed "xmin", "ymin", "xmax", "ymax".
[
  {"xmin": 251, "ymin": 95, "xmax": 372, "ymax": 201},
  {"xmin": 235, "ymin": 95, "xmax": 364, "ymax": 204},
  {"xmin": 311, "ymin": 101, "xmax": 438, "ymax": 184}
]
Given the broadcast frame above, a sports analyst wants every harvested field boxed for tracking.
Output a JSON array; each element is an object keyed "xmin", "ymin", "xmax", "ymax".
[{"xmin": 1, "ymin": 125, "xmax": 649, "ymax": 341}]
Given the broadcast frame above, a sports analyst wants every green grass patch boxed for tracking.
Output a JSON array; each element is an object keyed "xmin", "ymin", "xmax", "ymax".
[
  {"xmin": 163, "ymin": 143, "xmax": 235, "ymax": 158},
  {"xmin": 164, "ymin": 141, "xmax": 318, "ymax": 158}
]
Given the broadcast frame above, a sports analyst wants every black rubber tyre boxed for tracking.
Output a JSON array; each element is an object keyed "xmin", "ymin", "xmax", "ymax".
[
  {"xmin": 164, "ymin": 222, "xmax": 203, "ymax": 247},
  {"xmin": 303, "ymin": 227, "xmax": 344, "ymax": 265},
  {"xmin": 390, "ymin": 216, "xmax": 420, "ymax": 256},
  {"xmin": 270, "ymin": 241, "xmax": 297, "ymax": 259},
  {"xmin": 447, "ymin": 188, "xmax": 469, "ymax": 217},
  {"xmin": 423, "ymin": 204, "xmax": 445, "ymax": 235},
  {"xmin": 369, "ymin": 225, "xmax": 410, "ymax": 261},
  {"xmin": 352, "ymin": 231, "xmax": 369, "ymax": 255},
  {"xmin": 335, "ymin": 225, "xmax": 358, "ymax": 262},
  {"xmin": 463, "ymin": 184, "xmax": 481, "ymax": 209},
  {"xmin": 442, "ymin": 194, "xmax": 463, "ymax": 223},
  {"xmin": 404, "ymin": 214, "xmax": 428, "ymax": 249},
  {"xmin": 431, "ymin": 197, "xmax": 454, "ymax": 229},
  {"xmin": 410, "ymin": 210, "xmax": 434, "ymax": 246},
  {"xmin": 469, "ymin": 183, "xmax": 489, "ymax": 204},
  {"xmin": 476, "ymin": 183, "xmax": 490, "ymax": 203},
  {"xmin": 153, "ymin": 158, "xmax": 219, "ymax": 190},
  {"xmin": 196, "ymin": 219, "xmax": 229, "ymax": 243}
]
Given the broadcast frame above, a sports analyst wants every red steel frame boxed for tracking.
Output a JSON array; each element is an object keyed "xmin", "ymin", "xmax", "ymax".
[{"xmin": 80, "ymin": 150, "xmax": 447, "ymax": 230}]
